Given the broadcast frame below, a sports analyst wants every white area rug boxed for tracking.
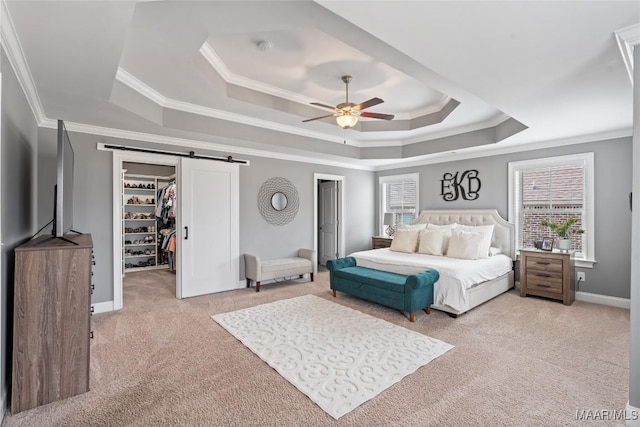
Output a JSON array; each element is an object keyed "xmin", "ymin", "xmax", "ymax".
[{"xmin": 212, "ymin": 295, "xmax": 454, "ymax": 419}]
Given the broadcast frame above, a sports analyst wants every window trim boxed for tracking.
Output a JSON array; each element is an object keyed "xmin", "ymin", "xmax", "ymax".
[
  {"xmin": 379, "ymin": 173, "xmax": 419, "ymax": 236},
  {"xmin": 508, "ymin": 153, "xmax": 595, "ymax": 268}
]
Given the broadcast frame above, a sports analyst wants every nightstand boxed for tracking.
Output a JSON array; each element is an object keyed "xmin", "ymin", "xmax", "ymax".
[
  {"xmin": 372, "ymin": 236, "xmax": 392, "ymax": 249},
  {"xmin": 520, "ymin": 249, "xmax": 575, "ymax": 305}
]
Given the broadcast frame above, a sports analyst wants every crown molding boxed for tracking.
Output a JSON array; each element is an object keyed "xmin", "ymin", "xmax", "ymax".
[
  {"xmin": 615, "ymin": 23, "xmax": 640, "ymax": 85},
  {"xmin": 163, "ymin": 98, "xmax": 347, "ymax": 144},
  {"xmin": 115, "ymin": 68, "xmax": 166, "ymax": 106},
  {"xmin": 374, "ymin": 128, "xmax": 632, "ymax": 171},
  {"xmin": 199, "ymin": 41, "xmax": 450, "ymax": 122},
  {"xmin": 0, "ymin": 0, "xmax": 46, "ymax": 124},
  {"xmin": 400, "ymin": 113, "xmax": 510, "ymax": 146},
  {"xmin": 39, "ymin": 119, "xmax": 376, "ymax": 171},
  {"xmin": 199, "ymin": 42, "xmax": 316, "ymax": 106},
  {"xmin": 115, "ymin": 66, "xmax": 355, "ymax": 145}
]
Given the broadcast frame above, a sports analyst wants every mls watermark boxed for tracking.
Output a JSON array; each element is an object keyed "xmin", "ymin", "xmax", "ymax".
[{"xmin": 575, "ymin": 409, "xmax": 639, "ymax": 421}]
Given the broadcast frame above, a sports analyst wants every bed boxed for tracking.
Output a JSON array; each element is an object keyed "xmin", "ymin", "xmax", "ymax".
[{"xmin": 350, "ymin": 209, "xmax": 515, "ymax": 316}]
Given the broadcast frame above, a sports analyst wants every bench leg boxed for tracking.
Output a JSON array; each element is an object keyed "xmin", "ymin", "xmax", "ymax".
[
  {"xmin": 409, "ymin": 312, "xmax": 415, "ymax": 322},
  {"xmin": 332, "ymin": 289, "xmax": 336, "ymax": 297},
  {"xmin": 310, "ymin": 272, "xmax": 314, "ymax": 282},
  {"xmin": 256, "ymin": 281, "xmax": 261, "ymax": 292},
  {"xmin": 424, "ymin": 305, "xmax": 431, "ymax": 315},
  {"xmin": 246, "ymin": 278, "xmax": 251, "ymax": 288}
]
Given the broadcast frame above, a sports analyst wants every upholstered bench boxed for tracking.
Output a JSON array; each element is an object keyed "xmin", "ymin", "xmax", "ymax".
[
  {"xmin": 244, "ymin": 249, "xmax": 317, "ymax": 292},
  {"xmin": 326, "ymin": 257, "xmax": 438, "ymax": 322}
]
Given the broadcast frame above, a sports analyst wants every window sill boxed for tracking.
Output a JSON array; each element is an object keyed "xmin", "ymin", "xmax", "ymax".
[{"xmin": 575, "ymin": 259, "xmax": 596, "ymax": 269}]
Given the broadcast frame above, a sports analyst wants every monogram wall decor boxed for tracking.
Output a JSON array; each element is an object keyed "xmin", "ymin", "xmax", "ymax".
[{"xmin": 440, "ymin": 170, "xmax": 481, "ymax": 201}]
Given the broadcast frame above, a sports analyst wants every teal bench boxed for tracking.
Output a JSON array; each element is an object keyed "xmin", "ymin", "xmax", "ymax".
[{"xmin": 326, "ymin": 257, "xmax": 438, "ymax": 322}]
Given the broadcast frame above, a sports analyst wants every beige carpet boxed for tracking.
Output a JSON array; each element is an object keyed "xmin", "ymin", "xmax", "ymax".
[{"xmin": 2, "ymin": 270, "xmax": 629, "ymax": 426}]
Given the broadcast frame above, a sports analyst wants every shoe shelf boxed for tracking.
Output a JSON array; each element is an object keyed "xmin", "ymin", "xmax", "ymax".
[{"xmin": 122, "ymin": 173, "xmax": 170, "ymax": 273}]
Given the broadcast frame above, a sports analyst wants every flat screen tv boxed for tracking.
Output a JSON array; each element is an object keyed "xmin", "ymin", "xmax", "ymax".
[{"xmin": 53, "ymin": 119, "xmax": 75, "ymax": 238}]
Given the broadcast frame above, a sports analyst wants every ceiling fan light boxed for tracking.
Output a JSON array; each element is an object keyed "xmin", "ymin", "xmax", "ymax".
[{"xmin": 336, "ymin": 114, "xmax": 358, "ymax": 129}]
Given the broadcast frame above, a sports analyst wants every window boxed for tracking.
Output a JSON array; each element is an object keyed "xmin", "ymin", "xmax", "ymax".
[
  {"xmin": 379, "ymin": 173, "xmax": 419, "ymax": 236},
  {"xmin": 508, "ymin": 153, "xmax": 595, "ymax": 267}
]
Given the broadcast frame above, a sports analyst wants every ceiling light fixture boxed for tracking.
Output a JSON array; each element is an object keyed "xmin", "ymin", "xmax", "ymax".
[{"xmin": 336, "ymin": 112, "xmax": 358, "ymax": 129}]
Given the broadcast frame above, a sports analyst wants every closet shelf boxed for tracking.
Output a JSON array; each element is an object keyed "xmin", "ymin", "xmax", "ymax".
[{"xmin": 123, "ymin": 172, "xmax": 174, "ymax": 274}]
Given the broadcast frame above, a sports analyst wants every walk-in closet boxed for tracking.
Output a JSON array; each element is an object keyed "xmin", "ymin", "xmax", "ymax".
[{"xmin": 122, "ymin": 162, "xmax": 178, "ymax": 291}]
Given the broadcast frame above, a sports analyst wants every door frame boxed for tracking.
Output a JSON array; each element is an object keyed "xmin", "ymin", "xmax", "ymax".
[
  {"xmin": 313, "ymin": 173, "xmax": 345, "ymax": 263},
  {"xmin": 111, "ymin": 149, "xmax": 180, "ymax": 310}
]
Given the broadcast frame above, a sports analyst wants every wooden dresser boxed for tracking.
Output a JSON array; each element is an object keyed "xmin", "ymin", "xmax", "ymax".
[
  {"xmin": 12, "ymin": 234, "xmax": 93, "ymax": 413},
  {"xmin": 372, "ymin": 236, "xmax": 393, "ymax": 249},
  {"xmin": 520, "ymin": 249, "xmax": 575, "ymax": 305}
]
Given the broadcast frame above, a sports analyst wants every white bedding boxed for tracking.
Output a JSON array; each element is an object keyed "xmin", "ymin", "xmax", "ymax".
[{"xmin": 350, "ymin": 249, "xmax": 513, "ymax": 312}]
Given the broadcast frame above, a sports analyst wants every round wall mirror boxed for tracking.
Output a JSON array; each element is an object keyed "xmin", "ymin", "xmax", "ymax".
[{"xmin": 271, "ymin": 192, "xmax": 288, "ymax": 211}]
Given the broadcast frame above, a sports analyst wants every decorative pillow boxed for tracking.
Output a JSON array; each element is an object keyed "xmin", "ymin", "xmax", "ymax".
[
  {"xmin": 446, "ymin": 229, "xmax": 485, "ymax": 260},
  {"xmin": 417, "ymin": 230, "xmax": 445, "ymax": 256},
  {"xmin": 396, "ymin": 223, "xmax": 427, "ymax": 231},
  {"xmin": 455, "ymin": 224, "xmax": 495, "ymax": 259},
  {"xmin": 389, "ymin": 230, "xmax": 420, "ymax": 253},
  {"xmin": 426, "ymin": 223, "xmax": 457, "ymax": 254},
  {"xmin": 489, "ymin": 247, "xmax": 503, "ymax": 257}
]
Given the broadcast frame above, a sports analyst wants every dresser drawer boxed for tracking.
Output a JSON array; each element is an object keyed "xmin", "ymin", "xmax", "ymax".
[{"xmin": 526, "ymin": 256, "xmax": 563, "ymax": 273}]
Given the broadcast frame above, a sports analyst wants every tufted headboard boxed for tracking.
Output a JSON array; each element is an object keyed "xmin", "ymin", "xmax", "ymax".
[{"xmin": 411, "ymin": 209, "xmax": 515, "ymax": 259}]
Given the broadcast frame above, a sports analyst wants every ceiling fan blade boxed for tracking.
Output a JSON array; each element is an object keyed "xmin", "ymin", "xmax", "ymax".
[
  {"xmin": 355, "ymin": 97, "xmax": 384, "ymax": 111},
  {"xmin": 360, "ymin": 112, "xmax": 395, "ymax": 120},
  {"xmin": 302, "ymin": 113, "xmax": 336, "ymax": 123},
  {"xmin": 310, "ymin": 102, "xmax": 336, "ymax": 111}
]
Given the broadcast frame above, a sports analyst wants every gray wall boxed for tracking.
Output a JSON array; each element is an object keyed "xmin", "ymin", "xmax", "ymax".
[
  {"xmin": 378, "ymin": 137, "xmax": 633, "ymax": 299},
  {"xmin": 628, "ymin": 46, "xmax": 639, "ymax": 410},
  {"xmin": 1, "ymin": 48, "xmax": 39, "ymax": 414},
  {"xmin": 36, "ymin": 130, "xmax": 376, "ymax": 304}
]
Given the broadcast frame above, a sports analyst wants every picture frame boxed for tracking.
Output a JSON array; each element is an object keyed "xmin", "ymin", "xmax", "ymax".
[{"xmin": 540, "ymin": 237, "xmax": 553, "ymax": 251}]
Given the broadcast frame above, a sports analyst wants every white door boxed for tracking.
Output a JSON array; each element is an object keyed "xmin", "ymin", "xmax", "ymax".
[
  {"xmin": 319, "ymin": 181, "xmax": 338, "ymax": 265},
  {"xmin": 179, "ymin": 158, "xmax": 239, "ymax": 298}
]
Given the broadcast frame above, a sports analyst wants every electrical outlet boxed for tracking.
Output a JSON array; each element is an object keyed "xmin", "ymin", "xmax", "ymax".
[{"xmin": 577, "ymin": 271, "xmax": 586, "ymax": 282}]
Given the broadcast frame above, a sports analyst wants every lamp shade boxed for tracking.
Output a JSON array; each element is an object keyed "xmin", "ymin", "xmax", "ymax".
[
  {"xmin": 336, "ymin": 113, "xmax": 358, "ymax": 129},
  {"xmin": 383, "ymin": 213, "xmax": 394, "ymax": 226}
]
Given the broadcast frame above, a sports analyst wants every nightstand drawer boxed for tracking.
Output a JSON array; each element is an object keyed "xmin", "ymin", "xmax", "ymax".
[
  {"xmin": 527, "ymin": 269, "xmax": 563, "ymax": 285},
  {"xmin": 372, "ymin": 237, "xmax": 392, "ymax": 249},
  {"xmin": 526, "ymin": 276, "xmax": 563, "ymax": 294},
  {"xmin": 526, "ymin": 257, "xmax": 563, "ymax": 273},
  {"xmin": 519, "ymin": 249, "xmax": 575, "ymax": 305}
]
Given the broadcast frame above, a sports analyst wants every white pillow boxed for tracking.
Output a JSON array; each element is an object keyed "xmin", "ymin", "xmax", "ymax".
[
  {"xmin": 446, "ymin": 229, "xmax": 485, "ymax": 260},
  {"xmin": 397, "ymin": 223, "xmax": 427, "ymax": 231},
  {"xmin": 389, "ymin": 230, "xmax": 420, "ymax": 253},
  {"xmin": 417, "ymin": 230, "xmax": 445, "ymax": 256},
  {"xmin": 426, "ymin": 223, "xmax": 457, "ymax": 254},
  {"xmin": 489, "ymin": 247, "xmax": 503, "ymax": 257},
  {"xmin": 455, "ymin": 224, "xmax": 495, "ymax": 259}
]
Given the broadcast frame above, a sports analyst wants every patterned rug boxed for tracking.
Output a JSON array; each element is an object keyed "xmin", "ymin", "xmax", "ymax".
[{"xmin": 212, "ymin": 295, "xmax": 453, "ymax": 419}]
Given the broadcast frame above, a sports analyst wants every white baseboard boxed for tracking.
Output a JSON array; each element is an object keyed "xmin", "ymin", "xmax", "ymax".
[
  {"xmin": 92, "ymin": 301, "xmax": 115, "ymax": 313},
  {"xmin": 575, "ymin": 291, "xmax": 630, "ymax": 309},
  {"xmin": 626, "ymin": 403, "xmax": 640, "ymax": 426}
]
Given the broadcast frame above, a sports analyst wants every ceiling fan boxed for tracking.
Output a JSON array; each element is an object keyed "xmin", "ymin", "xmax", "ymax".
[{"xmin": 302, "ymin": 75, "xmax": 394, "ymax": 129}]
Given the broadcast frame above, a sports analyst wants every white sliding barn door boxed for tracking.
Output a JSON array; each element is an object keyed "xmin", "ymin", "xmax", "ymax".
[{"xmin": 179, "ymin": 158, "xmax": 239, "ymax": 298}]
